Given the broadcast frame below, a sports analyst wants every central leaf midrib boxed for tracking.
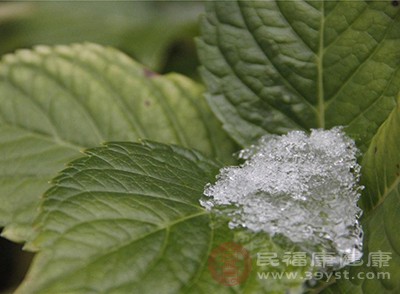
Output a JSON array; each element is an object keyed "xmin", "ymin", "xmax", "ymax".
[
  {"xmin": 8, "ymin": 62, "xmax": 107, "ymax": 143},
  {"xmin": 317, "ymin": 1, "xmax": 325, "ymax": 129},
  {"xmin": 1, "ymin": 123, "xmax": 84, "ymax": 150},
  {"xmin": 38, "ymin": 210, "xmax": 209, "ymax": 291},
  {"xmin": 56, "ymin": 52, "xmax": 149, "ymax": 139}
]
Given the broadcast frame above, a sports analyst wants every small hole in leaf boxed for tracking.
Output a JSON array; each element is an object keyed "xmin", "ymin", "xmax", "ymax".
[{"xmin": 392, "ymin": 0, "xmax": 399, "ymax": 7}]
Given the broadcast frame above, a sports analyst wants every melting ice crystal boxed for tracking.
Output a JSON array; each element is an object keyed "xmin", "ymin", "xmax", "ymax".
[{"xmin": 201, "ymin": 128, "xmax": 363, "ymax": 268}]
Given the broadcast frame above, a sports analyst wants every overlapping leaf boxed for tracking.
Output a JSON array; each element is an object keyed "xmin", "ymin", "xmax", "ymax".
[
  {"xmin": 198, "ymin": 0, "xmax": 400, "ymax": 150},
  {"xmin": 17, "ymin": 142, "xmax": 309, "ymax": 294},
  {"xmin": 16, "ymin": 142, "xmax": 218, "ymax": 293},
  {"xmin": 0, "ymin": 43, "xmax": 236, "ymax": 243},
  {"xmin": 321, "ymin": 96, "xmax": 400, "ymax": 293},
  {"xmin": 198, "ymin": 1, "xmax": 400, "ymax": 293}
]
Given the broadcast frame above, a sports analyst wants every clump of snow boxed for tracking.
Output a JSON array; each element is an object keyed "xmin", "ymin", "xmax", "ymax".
[{"xmin": 201, "ymin": 127, "xmax": 363, "ymax": 268}]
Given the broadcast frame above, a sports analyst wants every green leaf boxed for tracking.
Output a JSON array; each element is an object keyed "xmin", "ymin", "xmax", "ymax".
[
  {"xmin": 198, "ymin": 1, "xmax": 400, "ymax": 292},
  {"xmin": 16, "ymin": 141, "xmax": 218, "ymax": 293},
  {"xmin": 197, "ymin": 0, "xmax": 400, "ymax": 149},
  {"xmin": 0, "ymin": 1, "xmax": 203, "ymax": 70},
  {"xmin": 0, "ymin": 43, "xmax": 236, "ymax": 243},
  {"xmin": 320, "ymin": 95, "xmax": 400, "ymax": 294},
  {"xmin": 17, "ymin": 142, "xmax": 308, "ymax": 294}
]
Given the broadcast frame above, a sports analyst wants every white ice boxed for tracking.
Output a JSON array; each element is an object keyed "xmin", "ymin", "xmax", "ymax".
[{"xmin": 201, "ymin": 127, "xmax": 363, "ymax": 269}]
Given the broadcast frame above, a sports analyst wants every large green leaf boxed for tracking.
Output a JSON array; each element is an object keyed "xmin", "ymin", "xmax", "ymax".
[
  {"xmin": 198, "ymin": 1, "xmax": 400, "ymax": 292},
  {"xmin": 17, "ymin": 142, "xmax": 309, "ymax": 294},
  {"xmin": 198, "ymin": 0, "xmax": 400, "ymax": 150},
  {"xmin": 0, "ymin": 43, "xmax": 236, "ymax": 243},
  {"xmin": 16, "ymin": 141, "xmax": 219, "ymax": 293}
]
